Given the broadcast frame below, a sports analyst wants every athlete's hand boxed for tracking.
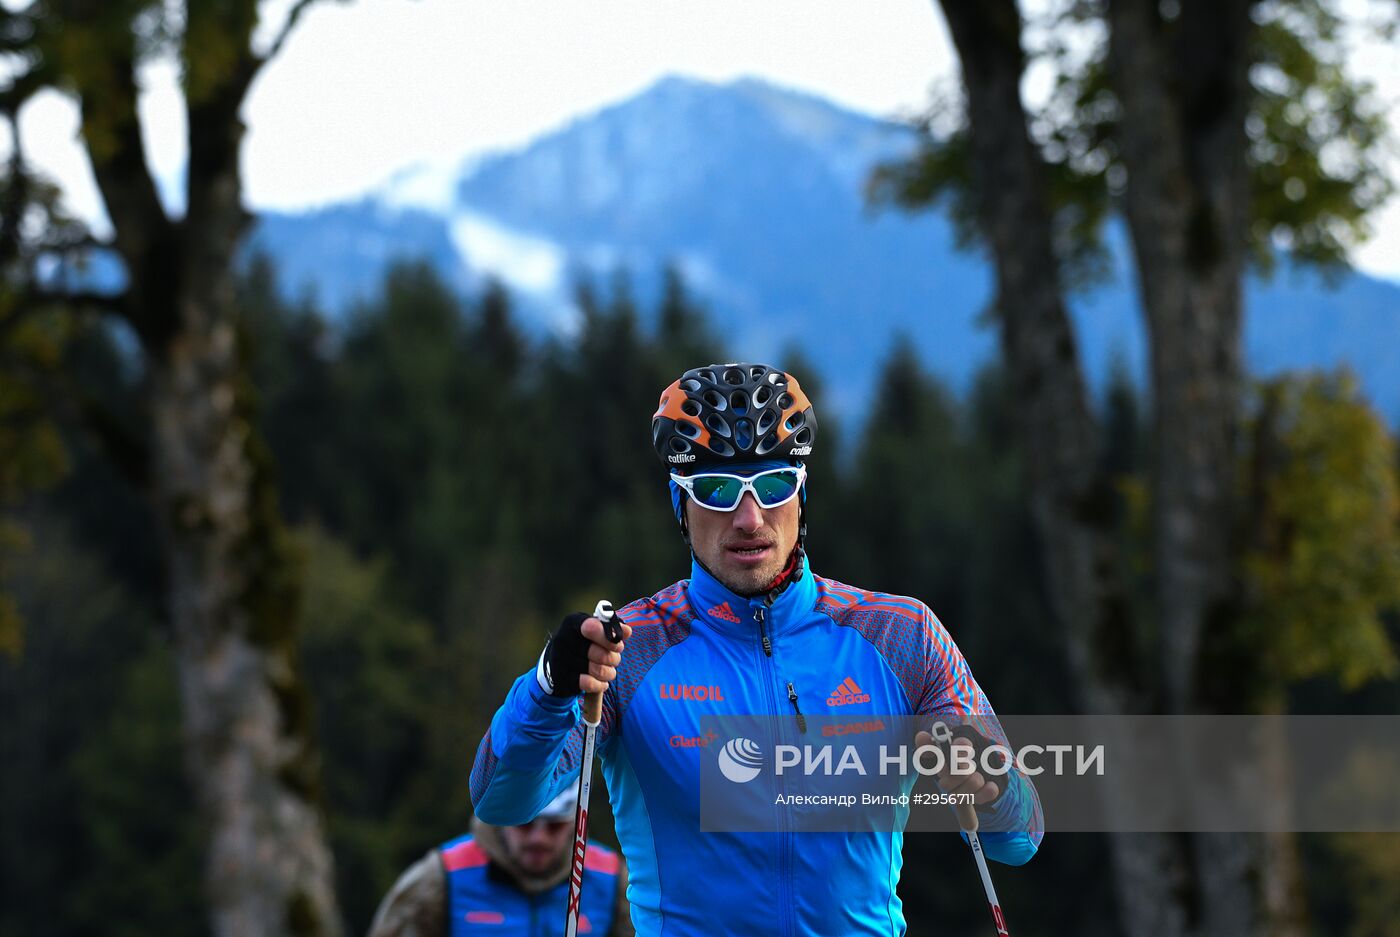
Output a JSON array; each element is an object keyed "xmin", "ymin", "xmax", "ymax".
[
  {"xmin": 917, "ymin": 727, "xmax": 1002, "ymax": 809},
  {"xmin": 538, "ymin": 611, "xmax": 632, "ymax": 697},
  {"xmin": 578, "ymin": 613, "xmax": 631, "ymax": 694}
]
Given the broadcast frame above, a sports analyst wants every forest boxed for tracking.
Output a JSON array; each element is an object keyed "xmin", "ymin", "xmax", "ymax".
[
  {"xmin": 4, "ymin": 1, "xmax": 1400, "ymax": 935},
  {"xmin": 3, "ymin": 256, "xmax": 1399, "ymax": 935}
]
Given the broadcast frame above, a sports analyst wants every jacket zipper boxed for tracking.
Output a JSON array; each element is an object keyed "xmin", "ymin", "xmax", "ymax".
[
  {"xmin": 757, "ymin": 608, "xmax": 806, "ymax": 734},
  {"xmin": 786, "ymin": 682, "xmax": 807, "ymax": 734},
  {"xmin": 754, "ymin": 603, "xmax": 796, "ymax": 937}
]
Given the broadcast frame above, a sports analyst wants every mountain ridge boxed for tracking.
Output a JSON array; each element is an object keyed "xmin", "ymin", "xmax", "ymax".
[{"xmin": 246, "ymin": 74, "xmax": 1400, "ymax": 424}]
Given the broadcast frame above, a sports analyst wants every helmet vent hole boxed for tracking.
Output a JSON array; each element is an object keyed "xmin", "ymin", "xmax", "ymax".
[
  {"xmin": 677, "ymin": 420, "xmax": 701, "ymax": 439},
  {"xmin": 681, "ymin": 399, "xmax": 701, "ymax": 417},
  {"xmin": 735, "ymin": 419, "xmax": 754, "ymax": 451},
  {"xmin": 777, "ymin": 393, "xmax": 794, "ymax": 409},
  {"xmin": 705, "ymin": 414, "xmax": 732, "ymax": 438},
  {"xmin": 753, "ymin": 386, "xmax": 772, "ymax": 406},
  {"xmin": 756, "ymin": 410, "xmax": 777, "ymax": 434},
  {"xmin": 682, "ymin": 378, "xmax": 702, "ymax": 392},
  {"xmin": 793, "ymin": 428, "xmax": 812, "ymax": 446},
  {"xmin": 703, "ymin": 390, "xmax": 727, "ymax": 410},
  {"xmin": 670, "ymin": 437, "xmax": 692, "ymax": 453},
  {"xmin": 766, "ymin": 372, "xmax": 782, "ymax": 385},
  {"xmin": 729, "ymin": 391, "xmax": 748, "ymax": 415},
  {"xmin": 709, "ymin": 438, "xmax": 735, "ymax": 458},
  {"xmin": 698, "ymin": 369, "xmax": 716, "ymax": 384},
  {"xmin": 756, "ymin": 432, "xmax": 778, "ymax": 456},
  {"xmin": 784, "ymin": 412, "xmax": 804, "ymax": 432},
  {"xmin": 723, "ymin": 367, "xmax": 745, "ymax": 385},
  {"xmin": 750, "ymin": 365, "xmax": 766, "ymax": 380}
]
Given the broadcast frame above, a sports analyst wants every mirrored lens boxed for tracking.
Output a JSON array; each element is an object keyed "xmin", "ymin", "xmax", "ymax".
[
  {"xmin": 691, "ymin": 475, "xmax": 743, "ymax": 508},
  {"xmin": 752, "ymin": 470, "xmax": 801, "ymax": 506}
]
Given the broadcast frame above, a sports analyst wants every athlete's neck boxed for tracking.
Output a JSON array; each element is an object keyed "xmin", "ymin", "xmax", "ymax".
[{"xmin": 692, "ymin": 544, "xmax": 803, "ymax": 600}]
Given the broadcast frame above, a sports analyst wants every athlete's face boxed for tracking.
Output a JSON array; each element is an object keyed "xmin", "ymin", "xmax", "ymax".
[
  {"xmin": 686, "ymin": 486, "xmax": 801, "ymax": 597},
  {"xmin": 500, "ymin": 818, "xmax": 572, "ymax": 877}
]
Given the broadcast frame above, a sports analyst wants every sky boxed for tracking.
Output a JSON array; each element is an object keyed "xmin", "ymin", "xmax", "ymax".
[{"xmin": 6, "ymin": 0, "xmax": 1400, "ymax": 280}]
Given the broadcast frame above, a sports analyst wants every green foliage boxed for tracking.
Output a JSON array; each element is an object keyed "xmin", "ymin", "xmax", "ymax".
[
  {"xmin": 1248, "ymin": 1, "xmax": 1397, "ymax": 271},
  {"xmin": 866, "ymin": 100, "xmax": 985, "ymax": 251},
  {"xmin": 10, "ymin": 250, "xmax": 1400, "ymax": 936},
  {"xmin": 835, "ymin": 340, "xmax": 969, "ymax": 601},
  {"xmin": 0, "ymin": 298, "xmax": 74, "ymax": 658},
  {"xmin": 67, "ymin": 638, "xmax": 204, "ymax": 937},
  {"xmin": 325, "ymin": 261, "xmax": 479, "ymax": 616},
  {"xmin": 295, "ymin": 525, "xmax": 444, "ymax": 931},
  {"xmin": 875, "ymin": 0, "xmax": 1397, "ymax": 278},
  {"xmin": 0, "ymin": 517, "xmax": 200, "ymax": 937},
  {"xmin": 181, "ymin": 0, "xmax": 258, "ymax": 103},
  {"xmin": 867, "ymin": 89, "xmax": 1116, "ymax": 290},
  {"xmin": 1243, "ymin": 371, "xmax": 1400, "ymax": 690},
  {"xmin": 1326, "ymin": 834, "xmax": 1400, "ymax": 937}
]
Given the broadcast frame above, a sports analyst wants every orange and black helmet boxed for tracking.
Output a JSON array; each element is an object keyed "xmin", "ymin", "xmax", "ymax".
[{"xmin": 651, "ymin": 362, "xmax": 817, "ymax": 468}]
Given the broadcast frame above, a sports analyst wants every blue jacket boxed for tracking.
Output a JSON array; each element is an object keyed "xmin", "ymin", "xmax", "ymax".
[
  {"xmin": 470, "ymin": 557, "xmax": 1043, "ymax": 936},
  {"xmin": 440, "ymin": 833, "xmax": 622, "ymax": 936}
]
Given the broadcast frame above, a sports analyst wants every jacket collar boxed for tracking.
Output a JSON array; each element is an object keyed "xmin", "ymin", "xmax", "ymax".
[{"xmin": 685, "ymin": 553, "xmax": 817, "ymax": 639}]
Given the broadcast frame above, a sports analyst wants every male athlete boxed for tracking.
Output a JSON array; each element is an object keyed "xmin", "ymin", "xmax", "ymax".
[
  {"xmin": 471, "ymin": 363, "xmax": 1042, "ymax": 935},
  {"xmin": 368, "ymin": 786, "xmax": 630, "ymax": 936}
]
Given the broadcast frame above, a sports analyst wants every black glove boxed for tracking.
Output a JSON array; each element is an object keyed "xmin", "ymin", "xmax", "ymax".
[
  {"xmin": 930, "ymin": 720, "xmax": 1009, "ymax": 806},
  {"xmin": 535, "ymin": 610, "xmax": 623, "ymax": 698}
]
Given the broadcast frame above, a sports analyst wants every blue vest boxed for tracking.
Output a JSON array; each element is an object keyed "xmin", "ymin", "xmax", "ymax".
[{"xmin": 440, "ymin": 834, "xmax": 621, "ymax": 936}]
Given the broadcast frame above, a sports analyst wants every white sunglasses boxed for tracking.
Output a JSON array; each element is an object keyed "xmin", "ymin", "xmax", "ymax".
[{"xmin": 670, "ymin": 465, "xmax": 807, "ymax": 512}]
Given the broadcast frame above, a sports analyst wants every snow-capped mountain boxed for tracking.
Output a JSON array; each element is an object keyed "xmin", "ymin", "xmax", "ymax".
[{"xmin": 245, "ymin": 75, "xmax": 1400, "ymax": 424}]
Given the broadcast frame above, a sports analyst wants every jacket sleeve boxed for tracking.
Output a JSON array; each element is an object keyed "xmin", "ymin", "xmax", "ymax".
[
  {"xmin": 470, "ymin": 666, "xmax": 609, "ymax": 825},
  {"xmin": 366, "ymin": 850, "xmax": 446, "ymax": 937},
  {"xmin": 917, "ymin": 605, "xmax": 1045, "ymax": 866},
  {"xmin": 607, "ymin": 855, "xmax": 635, "ymax": 937}
]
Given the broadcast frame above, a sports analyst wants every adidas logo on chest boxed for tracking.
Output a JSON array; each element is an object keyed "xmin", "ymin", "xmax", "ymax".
[
  {"xmin": 705, "ymin": 601, "xmax": 742, "ymax": 623},
  {"xmin": 826, "ymin": 677, "xmax": 871, "ymax": 707}
]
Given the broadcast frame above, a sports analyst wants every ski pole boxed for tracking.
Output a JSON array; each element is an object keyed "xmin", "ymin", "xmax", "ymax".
[
  {"xmin": 564, "ymin": 599, "xmax": 623, "ymax": 937},
  {"xmin": 932, "ymin": 721, "xmax": 1011, "ymax": 937}
]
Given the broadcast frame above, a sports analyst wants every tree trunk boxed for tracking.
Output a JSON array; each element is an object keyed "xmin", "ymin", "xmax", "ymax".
[
  {"xmin": 1106, "ymin": 0, "xmax": 1251, "ymax": 715},
  {"xmin": 936, "ymin": 5, "xmax": 1184, "ymax": 927},
  {"xmin": 73, "ymin": 9, "xmax": 345, "ymax": 936},
  {"xmin": 935, "ymin": 2, "xmax": 1308, "ymax": 935},
  {"xmin": 934, "ymin": 2, "xmax": 1130, "ymax": 708},
  {"xmin": 151, "ymin": 282, "xmax": 342, "ymax": 937},
  {"xmin": 1106, "ymin": 2, "xmax": 1301, "ymax": 935}
]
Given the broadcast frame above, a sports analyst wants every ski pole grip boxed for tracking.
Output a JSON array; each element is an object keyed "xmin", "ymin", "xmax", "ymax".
[
  {"xmin": 583, "ymin": 600, "xmax": 620, "ymax": 725},
  {"xmin": 931, "ymin": 719, "xmax": 980, "ymax": 833},
  {"xmin": 955, "ymin": 801, "xmax": 980, "ymax": 833}
]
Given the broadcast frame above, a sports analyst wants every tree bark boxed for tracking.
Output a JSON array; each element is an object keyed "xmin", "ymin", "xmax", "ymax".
[
  {"xmin": 934, "ymin": 1, "xmax": 1132, "ymax": 712},
  {"xmin": 1106, "ymin": 0, "xmax": 1251, "ymax": 715},
  {"xmin": 935, "ymin": 2, "xmax": 1305, "ymax": 935},
  {"xmin": 1106, "ymin": 3, "xmax": 1304, "ymax": 936},
  {"xmin": 73, "ymin": 6, "xmax": 344, "ymax": 936},
  {"xmin": 935, "ymin": 6, "xmax": 1183, "ymax": 926}
]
